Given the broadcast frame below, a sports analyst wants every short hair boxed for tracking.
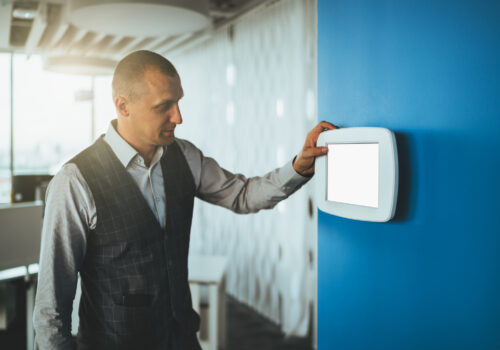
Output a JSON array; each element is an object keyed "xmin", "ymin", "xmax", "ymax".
[{"xmin": 112, "ymin": 50, "xmax": 179, "ymax": 101}]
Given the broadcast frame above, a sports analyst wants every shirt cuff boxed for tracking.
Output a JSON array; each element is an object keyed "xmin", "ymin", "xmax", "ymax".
[{"xmin": 278, "ymin": 156, "xmax": 313, "ymax": 192}]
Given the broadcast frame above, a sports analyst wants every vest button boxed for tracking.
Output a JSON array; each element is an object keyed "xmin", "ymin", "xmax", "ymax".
[{"xmin": 168, "ymin": 260, "xmax": 173, "ymax": 267}]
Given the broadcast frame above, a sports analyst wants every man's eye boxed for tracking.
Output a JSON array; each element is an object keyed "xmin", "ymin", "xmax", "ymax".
[{"xmin": 157, "ymin": 103, "xmax": 172, "ymax": 112}]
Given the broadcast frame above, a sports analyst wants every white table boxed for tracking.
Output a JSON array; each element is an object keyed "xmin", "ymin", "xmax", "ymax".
[{"xmin": 188, "ymin": 255, "xmax": 227, "ymax": 350}]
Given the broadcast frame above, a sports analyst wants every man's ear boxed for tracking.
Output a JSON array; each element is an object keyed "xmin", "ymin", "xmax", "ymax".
[{"xmin": 114, "ymin": 96, "xmax": 129, "ymax": 117}]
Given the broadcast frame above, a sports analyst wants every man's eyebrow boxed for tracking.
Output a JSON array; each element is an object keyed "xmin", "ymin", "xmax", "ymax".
[
  {"xmin": 152, "ymin": 93, "xmax": 184, "ymax": 109},
  {"xmin": 152, "ymin": 100, "xmax": 175, "ymax": 109}
]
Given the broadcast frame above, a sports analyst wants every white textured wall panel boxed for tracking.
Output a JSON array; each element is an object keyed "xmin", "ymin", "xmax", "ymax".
[{"xmin": 172, "ymin": 0, "xmax": 317, "ymax": 336}]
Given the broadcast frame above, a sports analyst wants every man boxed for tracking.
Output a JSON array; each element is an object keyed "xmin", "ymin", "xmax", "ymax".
[{"xmin": 33, "ymin": 50, "xmax": 336, "ymax": 349}]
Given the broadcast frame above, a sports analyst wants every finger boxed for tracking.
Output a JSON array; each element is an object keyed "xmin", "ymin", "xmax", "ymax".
[
  {"xmin": 318, "ymin": 121, "xmax": 337, "ymax": 131},
  {"xmin": 302, "ymin": 146, "xmax": 328, "ymax": 158},
  {"xmin": 308, "ymin": 121, "xmax": 337, "ymax": 142},
  {"xmin": 312, "ymin": 121, "xmax": 337, "ymax": 135},
  {"xmin": 305, "ymin": 122, "xmax": 337, "ymax": 148}
]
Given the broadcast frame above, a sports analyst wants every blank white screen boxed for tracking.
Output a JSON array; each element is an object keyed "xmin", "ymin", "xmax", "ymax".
[{"xmin": 327, "ymin": 143, "xmax": 379, "ymax": 208}]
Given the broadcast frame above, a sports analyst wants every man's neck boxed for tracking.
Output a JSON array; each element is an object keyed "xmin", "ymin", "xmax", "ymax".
[{"xmin": 115, "ymin": 121, "xmax": 156, "ymax": 167}]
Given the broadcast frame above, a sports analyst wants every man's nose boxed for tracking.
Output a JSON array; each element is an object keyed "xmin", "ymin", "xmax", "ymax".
[{"xmin": 171, "ymin": 103, "xmax": 182, "ymax": 124}]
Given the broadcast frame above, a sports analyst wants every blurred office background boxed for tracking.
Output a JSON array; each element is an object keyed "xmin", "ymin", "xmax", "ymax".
[
  {"xmin": 0, "ymin": 0, "xmax": 317, "ymax": 349},
  {"xmin": 3, "ymin": 0, "xmax": 499, "ymax": 350}
]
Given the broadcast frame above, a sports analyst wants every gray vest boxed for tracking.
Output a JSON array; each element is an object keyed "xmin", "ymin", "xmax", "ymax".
[{"xmin": 69, "ymin": 136, "xmax": 200, "ymax": 349}]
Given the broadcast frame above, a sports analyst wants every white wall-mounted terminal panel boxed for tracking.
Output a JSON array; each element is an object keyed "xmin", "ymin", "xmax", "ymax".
[{"xmin": 316, "ymin": 127, "xmax": 398, "ymax": 222}]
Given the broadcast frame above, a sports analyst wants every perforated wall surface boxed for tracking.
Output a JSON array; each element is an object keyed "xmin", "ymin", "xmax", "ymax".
[{"xmin": 172, "ymin": 0, "xmax": 317, "ymax": 336}]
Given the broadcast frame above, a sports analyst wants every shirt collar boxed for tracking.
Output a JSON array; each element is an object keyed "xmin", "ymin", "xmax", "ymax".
[{"xmin": 104, "ymin": 119, "xmax": 143, "ymax": 168}]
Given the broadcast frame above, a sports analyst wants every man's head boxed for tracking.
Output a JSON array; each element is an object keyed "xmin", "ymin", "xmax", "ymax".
[{"xmin": 112, "ymin": 50, "xmax": 183, "ymax": 149}]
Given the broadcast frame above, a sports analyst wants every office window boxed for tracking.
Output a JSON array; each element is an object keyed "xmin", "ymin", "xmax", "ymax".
[
  {"xmin": 0, "ymin": 54, "xmax": 11, "ymax": 203},
  {"xmin": 13, "ymin": 54, "xmax": 93, "ymax": 175},
  {"xmin": 94, "ymin": 76, "xmax": 115, "ymax": 138}
]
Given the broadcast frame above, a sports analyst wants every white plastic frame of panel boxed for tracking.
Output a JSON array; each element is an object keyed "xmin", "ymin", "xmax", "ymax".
[{"xmin": 315, "ymin": 127, "xmax": 399, "ymax": 222}]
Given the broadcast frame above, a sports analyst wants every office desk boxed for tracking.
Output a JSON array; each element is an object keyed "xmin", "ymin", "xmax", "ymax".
[
  {"xmin": 0, "ymin": 201, "xmax": 43, "ymax": 350},
  {"xmin": 0, "ymin": 202, "xmax": 43, "ymax": 271}
]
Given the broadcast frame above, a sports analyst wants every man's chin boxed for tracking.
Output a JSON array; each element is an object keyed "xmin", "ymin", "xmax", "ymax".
[{"xmin": 158, "ymin": 133, "xmax": 175, "ymax": 145}]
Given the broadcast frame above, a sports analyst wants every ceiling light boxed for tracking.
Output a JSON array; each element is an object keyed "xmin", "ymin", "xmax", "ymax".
[
  {"xmin": 43, "ymin": 56, "xmax": 117, "ymax": 76},
  {"xmin": 68, "ymin": 0, "xmax": 211, "ymax": 37},
  {"xmin": 12, "ymin": 8, "xmax": 37, "ymax": 20}
]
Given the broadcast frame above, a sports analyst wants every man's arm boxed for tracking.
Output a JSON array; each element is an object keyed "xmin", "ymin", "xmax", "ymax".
[
  {"xmin": 196, "ymin": 153, "xmax": 310, "ymax": 213},
  {"xmin": 33, "ymin": 164, "xmax": 93, "ymax": 350},
  {"xmin": 177, "ymin": 121, "xmax": 336, "ymax": 214}
]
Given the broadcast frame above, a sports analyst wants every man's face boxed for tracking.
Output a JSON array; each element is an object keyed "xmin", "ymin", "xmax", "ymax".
[{"xmin": 126, "ymin": 68, "xmax": 184, "ymax": 147}]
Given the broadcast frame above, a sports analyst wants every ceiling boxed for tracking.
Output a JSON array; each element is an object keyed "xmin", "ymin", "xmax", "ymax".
[{"xmin": 0, "ymin": 0, "xmax": 265, "ymax": 72}]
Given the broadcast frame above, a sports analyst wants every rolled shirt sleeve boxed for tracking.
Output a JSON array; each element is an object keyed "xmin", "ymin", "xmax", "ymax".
[{"xmin": 33, "ymin": 164, "xmax": 93, "ymax": 350}]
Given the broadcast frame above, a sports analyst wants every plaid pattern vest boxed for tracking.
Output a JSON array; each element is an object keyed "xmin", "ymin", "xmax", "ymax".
[{"xmin": 69, "ymin": 136, "xmax": 200, "ymax": 349}]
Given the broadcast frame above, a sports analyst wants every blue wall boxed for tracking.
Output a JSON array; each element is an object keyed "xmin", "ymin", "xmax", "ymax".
[{"xmin": 317, "ymin": 1, "xmax": 500, "ymax": 349}]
